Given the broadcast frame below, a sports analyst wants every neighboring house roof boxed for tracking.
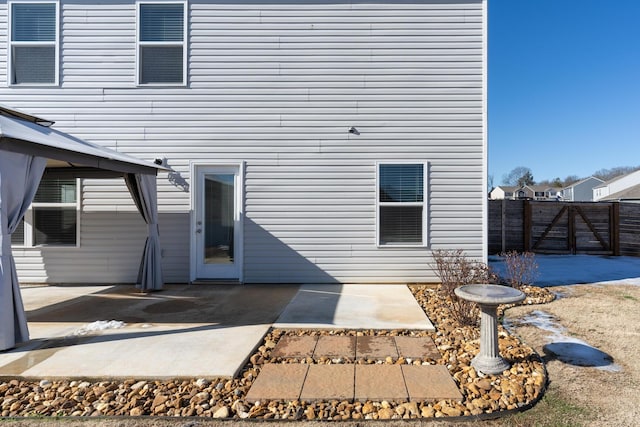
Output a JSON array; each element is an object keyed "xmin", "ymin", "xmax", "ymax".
[
  {"xmin": 600, "ymin": 184, "xmax": 640, "ymax": 201},
  {"xmin": 563, "ymin": 176, "xmax": 604, "ymax": 189},
  {"xmin": 593, "ymin": 170, "xmax": 640, "ymax": 189},
  {"xmin": 528, "ymin": 185, "xmax": 562, "ymax": 193}
]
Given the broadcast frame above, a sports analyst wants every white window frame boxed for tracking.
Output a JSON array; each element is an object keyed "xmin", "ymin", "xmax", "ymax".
[
  {"xmin": 376, "ymin": 162, "xmax": 428, "ymax": 248},
  {"xmin": 7, "ymin": 0, "xmax": 60, "ymax": 86},
  {"xmin": 12, "ymin": 178, "xmax": 81, "ymax": 248},
  {"xmin": 136, "ymin": 1, "xmax": 187, "ymax": 86}
]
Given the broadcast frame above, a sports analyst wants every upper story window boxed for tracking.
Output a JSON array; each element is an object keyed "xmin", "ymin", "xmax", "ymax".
[
  {"xmin": 8, "ymin": 1, "xmax": 59, "ymax": 85},
  {"xmin": 377, "ymin": 163, "xmax": 426, "ymax": 246},
  {"xmin": 137, "ymin": 2, "xmax": 186, "ymax": 85}
]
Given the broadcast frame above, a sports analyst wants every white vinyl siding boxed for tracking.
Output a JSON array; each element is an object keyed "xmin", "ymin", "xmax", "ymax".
[
  {"xmin": 2, "ymin": 0, "xmax": 486, "ymax": 284},
  {"xmin": 8, "ymin": 1, "xmax": 59, "ymax": 85},
  {"xmin": 136, "ymin": 1, "xmax": 186, "ymax": 85}
]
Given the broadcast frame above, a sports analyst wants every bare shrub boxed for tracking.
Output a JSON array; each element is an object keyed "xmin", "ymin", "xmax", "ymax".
[
  {"xmin": 431, "ymin": 249, "xmax": 499, "ymax": 326},
  {"xmin": 502, "ymin": 251, "xmax": 539, "ymax": 289}
]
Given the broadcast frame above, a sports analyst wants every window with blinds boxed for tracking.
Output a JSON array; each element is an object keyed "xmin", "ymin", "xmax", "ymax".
[
  {"xmin": 11, "ymin": 178, "xmax": 79, "ymax": 247},
  {"xmin": 378, "ymin": 164, "xmax": 426, "ymax": 246},
  {"xmin": 9, "ymin": 2, "xmax": 58, "ymax": 85},
  {"xmin": 138, "ymin": 3, "xmax": 186, "ymax": 85}
]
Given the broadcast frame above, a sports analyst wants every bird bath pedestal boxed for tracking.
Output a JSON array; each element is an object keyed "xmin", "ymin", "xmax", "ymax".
[{"xmin": 455, "ymin": 285, "xmax": 525, "ymax": 375}]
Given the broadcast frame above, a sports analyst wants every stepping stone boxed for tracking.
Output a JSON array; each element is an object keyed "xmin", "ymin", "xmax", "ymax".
[
  {"xmin": 356, "ymin": 336, "xmax": 398, "ymax": 359},
  {"xmin": 271, "ymin": 335, "xmax": 318, "ymax": 358},
  {"xmin": 245, "ymin": 364, "xmax": 308, "ymax": 403},
  {"xmin": 394, "ymin": 336, "xmax": 440, "ymax": 360},
  {"xmin": 300, "ymin": 364, "xmax": 354, "ymax": 402},
  {"xmin": 354, "ymin": 365, "xmax": 407, "ymax": 401},
  {"xmin": 401, "ymin": 365, "xmax": 463, "ymax": 401},
  {"xmin": 314, "ymin": 336, "xmax": 356, "ymax": 359}
]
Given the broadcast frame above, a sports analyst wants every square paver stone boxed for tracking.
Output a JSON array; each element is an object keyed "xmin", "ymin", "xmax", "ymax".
[
  {"xmin": 300, "ymin": 364, "xmax": 355, "ymax": 402},
  {"xmin": 272, "ymin": 335, "xmax": 318, "ymax": 358},
  {"xmin": 245, "ymin": 364, "xmax": 308, "ymax": 403},
  {"xmin": 314, "ymin": 336, "xmax": 356, "ymax": 359},
  {"xmin": 402, "ymin": 365, "xmax": 463, "ymax": 401},
  {"xmin": 356, "ymin": 336, "xmax": 398, "ymax": 359},
  {"xmin": 394, "ymin": 336, "xmax": 440, "ymax": 360},
  {"xmin": 355, "ymin": 365, "xmax": 408, "ymax": 401}
]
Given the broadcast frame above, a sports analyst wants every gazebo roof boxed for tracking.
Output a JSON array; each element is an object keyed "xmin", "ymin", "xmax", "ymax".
[{"xmin": 0, "ymin": 106, "xmax": 166, "ymax": 176}]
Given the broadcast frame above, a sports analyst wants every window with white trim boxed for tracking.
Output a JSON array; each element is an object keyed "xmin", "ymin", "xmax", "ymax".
[
  {"xmin": 137, "ymin": 2, "xmax": 186, "ymax": 85},
  {"xmin": 11, "ymin": 178, "xmax": 79, "ymax": 247},
  {"xmin": 8, "ymin": 1, "xmax": 59, "ymax": 85},
  {"xmin": 377, "ymin": 163, "xmax": 426, "ymax": 246}
]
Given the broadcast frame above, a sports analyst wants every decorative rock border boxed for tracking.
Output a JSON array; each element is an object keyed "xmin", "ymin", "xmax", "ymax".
[{"xmin": 0, "ymin": 284, "xmax": 553, "ymax": 420}]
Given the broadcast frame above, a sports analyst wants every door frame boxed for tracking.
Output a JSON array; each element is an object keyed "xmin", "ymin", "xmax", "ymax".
[{"xmin": 189, "ymin": 162, "xmax": 244, "ymax": 283}]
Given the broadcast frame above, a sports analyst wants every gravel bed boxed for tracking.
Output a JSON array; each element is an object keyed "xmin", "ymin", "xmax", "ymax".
[{"xmin": 0, "ymin": 284, "xmax": 554, "ymax": 421}]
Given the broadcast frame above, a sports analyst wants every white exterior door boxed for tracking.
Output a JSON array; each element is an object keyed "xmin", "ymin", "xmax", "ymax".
[{"xmin": 192, "ymin": 165, "xmax": 242, "ymax": 281}]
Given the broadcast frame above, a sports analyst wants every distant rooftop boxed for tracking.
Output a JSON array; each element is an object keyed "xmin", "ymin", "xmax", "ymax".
[
  {"xmin": 600, "ymin": 183, "xmax": 640, "ymax": 201},
  {"xmin": 594, "ymin": 169, "xmax": 640, "ymax": 189}
]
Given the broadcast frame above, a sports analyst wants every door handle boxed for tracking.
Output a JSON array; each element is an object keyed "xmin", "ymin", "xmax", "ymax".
[{"xmin": 196, "ymin": 228, "xmax": 202, "ymax": 234}]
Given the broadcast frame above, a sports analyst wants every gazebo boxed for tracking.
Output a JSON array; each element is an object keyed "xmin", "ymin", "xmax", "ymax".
[{"xmin": 0, "ymin": 106, "xmax": 166, "ymax": 351}]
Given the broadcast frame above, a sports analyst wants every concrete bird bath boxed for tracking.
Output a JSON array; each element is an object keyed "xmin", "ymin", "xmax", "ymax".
[{"xmin": 454, "ymin": 284, "xmax": 525, "ymax": 375}]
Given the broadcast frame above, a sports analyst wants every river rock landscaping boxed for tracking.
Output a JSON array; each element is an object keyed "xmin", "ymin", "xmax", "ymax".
[{"xmin": 0, "ymin": 284, "xmax": 554, "ymax": 421}]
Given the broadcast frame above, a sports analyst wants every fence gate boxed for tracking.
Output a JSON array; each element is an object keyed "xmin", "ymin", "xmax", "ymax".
[{"xmin": 524, "ymin": 202, "xmax": 619, "ymax": 255}]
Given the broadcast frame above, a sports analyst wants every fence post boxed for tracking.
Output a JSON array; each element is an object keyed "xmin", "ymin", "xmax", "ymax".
[
  {"xmin": 568, "ymin": 206, "xmax": 576, "ymax": 254},
  {"xmin": 612, "ymin": 202, "xmax": 620, "ymax": 256},
  {"xmin": 523, "ymin": 200, "xmax": 531, "ymax": 251},
  {"xmin": 501, "ymin": 199, "xmax": 506, "ymax": 253}
]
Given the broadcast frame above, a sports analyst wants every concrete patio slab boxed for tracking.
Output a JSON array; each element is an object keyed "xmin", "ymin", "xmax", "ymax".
[
  {"xmin": 0, "ymin": 323, "xmax": 79, "ymax": 370},
  {"xmin": 274, "ymin": 284, "xmax": 434, "ymax": 330},
  {"xmin": 1, "ymin": 323, "xmax": 271, "ymax": 379},
  {"xmin": 20, "ymin": 285, "xmax": 111, "ymax": 312},
  {"xmin": 3, "ymin": 283, "xmax": 441, "ymax": 385},
  {"xmin": 0, "ymin": 284, "xmax": 299, "ymax": 379}
]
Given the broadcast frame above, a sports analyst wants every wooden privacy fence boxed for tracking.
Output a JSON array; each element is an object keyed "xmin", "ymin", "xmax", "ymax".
[{"xmin": 488, "ymin": 200, "xmax": 640, "ymax": 256}]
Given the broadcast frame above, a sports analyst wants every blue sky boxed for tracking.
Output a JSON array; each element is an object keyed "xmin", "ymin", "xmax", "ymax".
[{"xmin": 489, "ymin": 0, "xmax": 640, "ymax": 185}]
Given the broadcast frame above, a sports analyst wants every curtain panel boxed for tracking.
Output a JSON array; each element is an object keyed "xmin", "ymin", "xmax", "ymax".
[
  {"xmin": 0, "ymin": 151, "xmax": 46, "ymax": 350},
  {"xmin": 125, "ymin": 173, "xmax": 163, "ymax": 291}
]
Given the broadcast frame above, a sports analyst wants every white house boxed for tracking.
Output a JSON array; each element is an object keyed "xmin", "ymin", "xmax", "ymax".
[
  {"xmin": 488, "ymin": 186, "xmax": 517, "ymax": 200},
  {"xmin": 600, "ymin": 184, "xmax": 640, "ymax": 203},
  {"xmin": 561, "ymin": 176, "xmax": 603, "ymax": 202},
  {"xmin": 2, "ymin": 0, "xmax": 487, "ymax": 284},
  {"xmin": 489, "ymin": 185, "xmax": 561, "ymax": 201},
  {"xmin": 593, "ymin": 170, "xmax": 640, "ymax": 202}
]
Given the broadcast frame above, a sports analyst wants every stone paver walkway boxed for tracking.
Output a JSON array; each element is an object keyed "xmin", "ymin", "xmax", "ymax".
[{"xmin": 246, "ymin": 335, "xmax": 462, "ymax": 403}]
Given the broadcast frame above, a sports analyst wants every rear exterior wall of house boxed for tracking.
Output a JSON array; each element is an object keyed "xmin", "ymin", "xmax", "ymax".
[{"xmin": 2, "ymin": 0, "xmax": 486, "ymax": 284}]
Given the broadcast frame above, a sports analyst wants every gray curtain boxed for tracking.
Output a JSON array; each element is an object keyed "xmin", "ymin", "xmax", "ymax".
[
  {"xmin": 0, "ymin": 151, "xmax": 47, "ymax": 350},
  {"xmin": 125, "ymin": 173, "xmax": 163, "ymax": 291}
]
